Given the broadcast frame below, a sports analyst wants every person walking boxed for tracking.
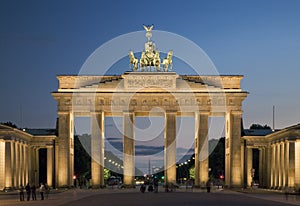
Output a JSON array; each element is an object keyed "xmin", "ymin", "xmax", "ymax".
[
  {"xmin": 40, "ymin": 183, "xmax": 45, "ymax": 200},
  {"xmin": 45, "ymin": 183, "xmax": 50, "ymax": 199},
  {"xmin": 153, "ymin": 179, "xmax": 159, "ymax": 193},
  {"xmin": 19, "ymin": 185, "xmax": 25, "ymax": 201},
  {"xmin": 31, "ymin": 184, "xmax": 37, "ymax": 200},
  {"xmin": 206, "ymin": 179, "xmax": 211, "ymax": 193},
  {"xmin": 140, "ymin": 184, "xmax": 146, "ymax": 193},
  {"xmin": 25, "ymin": 183, "xmax": 31, "ymax": 201}
]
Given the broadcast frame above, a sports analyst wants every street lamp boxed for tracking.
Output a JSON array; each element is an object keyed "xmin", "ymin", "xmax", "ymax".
[{"xmin": 73, "ymin": 175, "xmax": 76, "ymax": 188}]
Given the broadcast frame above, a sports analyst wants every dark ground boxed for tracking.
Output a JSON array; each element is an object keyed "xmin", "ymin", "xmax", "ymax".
[{"xmin": 1, "ymin": 187, "xmax": 300, "ymax": 206}]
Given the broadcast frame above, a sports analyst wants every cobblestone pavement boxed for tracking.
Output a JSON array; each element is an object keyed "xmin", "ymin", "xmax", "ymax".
[{"xmin": 1, "ymin": 187, "xmax": 300, "ymax": 206}]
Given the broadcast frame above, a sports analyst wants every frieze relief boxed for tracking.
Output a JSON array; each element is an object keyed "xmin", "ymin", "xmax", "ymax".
[
  {"xmin": 58, "ymin": 95, "xmax": 237, "ymax": 108},
  {"xmin": 73, "ymin": 97, "xmax": 93, "ymax": 105},
  {"xmin": 126, "ymin": 76, "xmax": 173, "ymax": 88}
]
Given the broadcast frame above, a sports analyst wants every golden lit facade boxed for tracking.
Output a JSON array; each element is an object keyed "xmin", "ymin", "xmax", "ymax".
[
  {"xmin": 0, "ymin": 124, "xmax": 56, "ymax": 190},
  {"xmin": 243, "ymin": 124, "xmax": 300, "ymax": 189},
  {"xmin": 52, "ymin": 72, "xmax": 248, "ymax": 188}
]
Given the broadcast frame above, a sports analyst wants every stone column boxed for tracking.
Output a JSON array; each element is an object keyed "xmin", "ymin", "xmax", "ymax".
[
  {"xmin": 288, "ymin": 141, "xmax": 295, "ymax": 187},
  {"xmin": 20, "ymin": 143, "xmax": 25, "ymax": 186},
  {"xmin": 194, "ymin": 111, "xmax": 209, "ymax": 187},
  {"xmin": 18, "ymin": 143, "xmax": 22, "ymax": 186},
  {"xmin": 275, "ymin": 143, "xmax": 280, "ymax": 188},
  {"xmin": 15, "ymin": 142, "xmax": 20, "ymax": 188},
  {"xmin": 57, "ymin": 112, "xmax": 74, "ymax": 187},
  {"xmin": 29, "ymin": 147, "xmax": 36, "ymax": 186},
  {"xmin": 11, "ymin": 140, "xmax": 16, "ymax": 188},
  {"xmin": 35, "ymin": 148, "xmax": 39, "ymax": 186},
  {"xmin": 259, "ymin": 148, "xmax": 263, "ymax": 187},
  {"xmin": 91, "ymin": 111, "xmax": 105, "ymax": 188},
  {"xmin": 271, "ymin": 144, "xmax": 275, "ymax": 188},
  {"xmin": 24, "ymin": 144, "xmax": 29, "ymax": 185},
  {"xmin": 280, "ymin": 142, "xmax": 285, "ymax": 188},
  {"xmin": 294, "ymin": 141, "xmax": 300, "ymax": 188},
  {"xmin": 54, "ymin": 140, "xmax": 59, "ymax": 188},
  {"xmin": 123, "ymin": 111, "xmax": 135, "ymax": 186},
  {"xmin": 240, "ymin": 139, "xmax": 245, "ymax": 188},
  {"xmin": 284, "ymin": 141, "xmax": 289, "ymax": 188},
  {"xmin": 225, "ymin": 111, "xmax": 242, "ymax": 187},
  {"xmin": 0, "ymin": 141, "xmax": 5, "ymax": 189},
  {"xmin": 262, "ymin": 147, "xmax": 268, "ymax": 188},
  {"xmin": 47, "ymin": 147, "xmax": 53, "ymax": 187},
  {"xmin": 4, "ymin": 141, "xmax": 12, "ymax": 188},
  {"xmin": 246, "ymin": 147, "xmax": 253, "ymax": 187},
  {"xmin": 164, "ymin": 111, "xmax": 177, "ymax": 184},
  {"xmin": 265, "ymin": 146, "xmax": 271, "ymax": 188}
]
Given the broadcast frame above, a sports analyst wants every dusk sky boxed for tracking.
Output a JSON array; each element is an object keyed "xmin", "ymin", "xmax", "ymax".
[{"xmin": 1, "ymin": 0, "xmax": 300, "ymax": 130}]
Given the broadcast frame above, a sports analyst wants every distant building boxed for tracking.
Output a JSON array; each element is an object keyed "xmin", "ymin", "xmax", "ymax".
[
  {"xmin": 243, "ymin": 124, "xmax": 300, "ymax": 189},
  {"xmin": 0, "ymin": 124, "xmax": 56, "ymax": 190}
]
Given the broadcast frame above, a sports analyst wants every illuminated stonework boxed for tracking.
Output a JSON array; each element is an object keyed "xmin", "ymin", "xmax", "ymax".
[
  {"xmin": 0, "ymin": 125, "xmax": 56, "ymax": 190},
  {"xmin": 52, "ymin": 71, "xmax": 248, "ymax": 188},
  {"xmin": 243, "ymin": 124, "xmax": 300, "ymax": 189}
]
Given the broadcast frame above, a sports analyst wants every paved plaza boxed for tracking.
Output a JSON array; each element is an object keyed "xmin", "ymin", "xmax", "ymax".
[{"xmin": 1, "ymin": 187, "xmax": 300, "ymax": 206}]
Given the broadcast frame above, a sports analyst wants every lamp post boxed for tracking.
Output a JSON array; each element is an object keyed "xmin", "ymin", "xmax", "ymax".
[{"xmin": 73, "ymin": 175, "xmax": 76, "ymax": 188}]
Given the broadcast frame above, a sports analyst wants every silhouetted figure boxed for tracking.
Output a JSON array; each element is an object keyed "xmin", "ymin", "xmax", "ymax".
[
  {"xmin": 31, "ymin": 184, "xmax": 37, "ymax": 200},
  {"xmin": 165, "ymin": 183, "xmax": 169, "ymax": 192},
  {"xmin": 148, "ymin": 184, "xmax": 153, "ymax": 192},
  {"xmin": 153, "ymin": 179, "xmax": 159, "ymax": 193},
  {"xmin": 206, "ymin": 179, "xmax": 211, "ymax": 193},
  {"xmin": 25, "ymin": 183, "xmax": 31, "ymax": 201},
  {"xmin": 19, "ymin": 185, "xmax": 24, "ymax": 201},
  {"xmin": 45, "ymin": 183, "xmax": 50, "ymax": 199},
  {"xmin": 140, "ymin": 184, "xmax": 146, "ymax": 193},
  {"xmin": 40, "ymin": 183, "xmax": 45, "ymax": 200}
]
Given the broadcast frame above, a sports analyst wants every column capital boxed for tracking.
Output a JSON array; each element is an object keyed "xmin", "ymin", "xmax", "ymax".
[
  {"xmin": 123, "ymin": 110, "xmax": 134, "ymax": 114},
  {"xmin": 90, "ymin": 111, "xmax": 104, "ymax": 115},
  {"xmin": 227, "ymin": 110, "xmax": 243, "ymax": 115},
  {"xmin": 165, "ymin": 110, "xmax": 177, "ymax": 114},
  {"xmin": 58, "ymin": 111, "xmax": 72, "ymax": 115},
  {"xmin": 195, "ymin": 110, "xmax": 210, "ymax": 115}
]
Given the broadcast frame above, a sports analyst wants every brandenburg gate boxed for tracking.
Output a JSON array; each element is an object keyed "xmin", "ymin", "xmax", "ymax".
[{"xmin": 52, "ymin": 26, "xmax": 248, "ymax": 188}]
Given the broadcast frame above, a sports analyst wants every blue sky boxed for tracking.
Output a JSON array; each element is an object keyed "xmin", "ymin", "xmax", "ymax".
[{"xmin": 1, "ymin": 0, "xmax": 300, "ymax": 130}]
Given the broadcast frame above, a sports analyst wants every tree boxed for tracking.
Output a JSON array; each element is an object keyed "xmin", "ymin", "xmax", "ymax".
[
  {"xmin": 250, "ymin": 124, "xmax": 271, "ymax": 130},
  {"xmin": 209, "ymin": 137, "xmax": 225, "ymax": 178},
  {"xmin": 189, "ymin": 167, "xmax": 195, "ymax": 179},
  {"xmin": 1, "ymin": 121, "xmax": 18, "ymax": 128},
  {"xmin": 74, "ymin": 135, "xmax": 91, "ymax": 180}
]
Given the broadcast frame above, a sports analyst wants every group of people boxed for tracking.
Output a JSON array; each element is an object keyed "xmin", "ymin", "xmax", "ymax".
[
  {"xmin": 19, "ymin": 182, "xmax": 49, "ymax": 201},
  {"xmin": 140, "ymin": 179, "xmax": 159, "ymax": 193}
]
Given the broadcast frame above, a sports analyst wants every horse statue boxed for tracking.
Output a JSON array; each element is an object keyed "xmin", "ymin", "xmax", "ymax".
[
  {"xmin": 140, "ymin": 51, "xmax": 148, "ymax": 71},
  {"xmin": 129, "ymin": 51, "xmax": 138, "ymax": 71},
  {"xmin": 162, "ymin": 50, "xmax": 173, "ymax": 72},
  {"xmin": 153, "ymin": 51, "xmax": 161, "ymax": 71}
]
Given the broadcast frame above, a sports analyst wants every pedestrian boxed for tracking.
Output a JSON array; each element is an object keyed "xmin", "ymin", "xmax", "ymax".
[
  {"xmin": 140, "ymin": 184, "xmax": 146, "ymax": 193},
  {"xmin": 40, "ymin": 183, "xmax": 45, "ymax": 200},
  {"xmin": 45, "ymin": 183, "xmax": 50, "ymax": 199},
  {"xmin": 25, "ymin": 183, "xmax": 31, "ymax": 201},
  {"xmin": 148, "ymin": 184, "xmax": 153, "ymax": 192},
  {"xmin": 19, "ymin": 185, "xmax": 24, "ymax": 201},
  {"xmin": 31, "ymin": 184, "xmax": 37, "ymax": 200},
  {"xmin": 284, "ymin": 187, "xmax": 289, "ymax": 200},
  {"xmin": 153, "ymin": 179, "xmax": 158, "ymax": 193},
  {"xmin": 206, "ymin": 179, "xmax": 211, "ymax": 193}
]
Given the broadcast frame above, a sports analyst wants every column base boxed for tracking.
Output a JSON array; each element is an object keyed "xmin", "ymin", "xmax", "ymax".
[
  {"xmin": 91, "ymin": 185, "xmax": 106, "ymax": 189},
  {"xmin": 224, "ymin": 185, "xmax": 244, "ymax": 189},
  {"xmin": 120, "ymin": 184, "xmax": 136, "ymax": 188},
  {"xmin": 193, "ymin": 185, "xmax": 206, "ymax": 189}
]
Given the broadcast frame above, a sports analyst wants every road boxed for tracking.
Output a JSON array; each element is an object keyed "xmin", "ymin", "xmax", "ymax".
[{"xmin": 1, "ymin": 187, "xmax": 300, "ymax": 206}]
